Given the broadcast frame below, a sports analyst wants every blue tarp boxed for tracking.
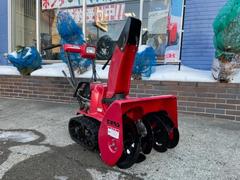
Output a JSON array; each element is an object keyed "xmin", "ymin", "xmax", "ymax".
[
  {"xmin": 7, "ymin": 47, "xmax": 42, "ymax": 75},
  {"xmin": 57, "ymin": 11, "xmax": 91, "ymax": 69},
  {"xmin": 133, "ymin": 45, "xmax": 156, "ymax": 77}
]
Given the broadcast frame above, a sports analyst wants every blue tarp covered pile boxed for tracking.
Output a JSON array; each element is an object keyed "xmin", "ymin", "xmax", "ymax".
[
  {"xmin": 213, "ymin": 0, "xmax": 240, "ymax": 61},
  {"xmin": 57, "ymin": 11, "xmax": 91, "ymax": 69},
  {"xmin": 132, "ymin": 45, "xmax": 156, "ymax": 79},
  {"xmin": 7, "ymin": 47, "xmax": 42, "ymax": 75}
]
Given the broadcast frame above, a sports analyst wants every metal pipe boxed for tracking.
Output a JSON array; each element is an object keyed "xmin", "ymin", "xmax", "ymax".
[
  {"xmin": 36, "ymin": 0, "xmax": 41, "ymax": 52},
  {"xmin": 65, "ymin": 52, "xmax": 76, "ymax": 87},
  {"xmin": 139, "ymin": 0, "xmax": 144, "ymax": 45},
  {"xmin": 8, "ymin": 0, "xmax": 12, "ymax": 52},
  {"xmin": 82, "ymin": 0, "xmax": 87, "ymax": 40}
]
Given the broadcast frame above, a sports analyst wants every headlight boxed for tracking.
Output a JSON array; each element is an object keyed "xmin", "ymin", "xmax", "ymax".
[{"xmin": 86, "ymin": 47, "xmax": 96, "ymax": 54}]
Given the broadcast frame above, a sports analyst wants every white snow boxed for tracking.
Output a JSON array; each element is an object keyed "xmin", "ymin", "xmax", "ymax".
[
  {"xmin": 230, "ymin": 69, "xmax": 240, "ymax": 83},
  {"xmin": 31, "ymin": 63, "xmax": 69, "ymax": 77},
  {"xmin": 145, "ymin": 65, "xmax": 217, "ymax": 82},
  {"xmin": 86, "ymin": 168, "xmax": 124, "ymax": 180},
  {"xmin": 138, "ymin": 45, "xmax": 150, "ymax": 53},
  {"xmin": 0, "ymin": 66, "xmax": 20, "ymax": 75},
  {"xmin": 3, "ymin": 62, "xmax": 240, "ymax": 83},
  {"xmin": 78, "ymin": 64, "xmax": 109, "ymax": 79},
  {"xmin": 0, "ymin": 131, "xmax": 39, "ymax": 143},
  {"xmin": 31, "ymin": 63, "xmax": 110, "ymax": 79},
  {"xmin": 31, "ymin": 63, "xmax": 216, "ymax": 82}
]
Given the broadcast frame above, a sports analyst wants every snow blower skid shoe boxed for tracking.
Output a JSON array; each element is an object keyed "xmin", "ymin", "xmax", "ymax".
[{"xmin": 64, "ymin": 17, "xmax": 179, "ymax": 169}]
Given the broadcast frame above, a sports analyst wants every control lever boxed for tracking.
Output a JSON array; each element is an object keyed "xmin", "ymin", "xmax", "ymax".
[
  {"xmin": 102, "ymin": 58, "xmax": 111, "ymax": 70},
  {"xmin": 62, "ymin": 70, "xmax": 76, "ymax": 90}
]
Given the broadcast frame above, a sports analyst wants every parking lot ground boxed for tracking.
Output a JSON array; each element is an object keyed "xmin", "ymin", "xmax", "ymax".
[{"xmin": 0, "ymin": 98, "xmax": 240, "ymax": 180}]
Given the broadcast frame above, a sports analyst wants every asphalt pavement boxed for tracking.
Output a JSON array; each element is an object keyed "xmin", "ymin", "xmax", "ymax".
[{"xmin": 0, "ymin": 98, "xmax": 239, "ymax": 180}]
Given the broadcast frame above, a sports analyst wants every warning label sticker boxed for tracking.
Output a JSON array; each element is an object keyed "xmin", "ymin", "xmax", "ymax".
[{"xmin": 107, "ymin": 127, "xmax": 120, "ymax": 139}]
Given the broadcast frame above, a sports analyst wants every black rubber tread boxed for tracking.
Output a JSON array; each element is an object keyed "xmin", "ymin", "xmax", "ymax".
[
  {"xmin": 151, "ymin": 114, "xmax": 169, "ymax": 153},
  {"xmin": 141, "ymin": 118, "xmax": 153, "ymax": 155},
  {"xmin": 117, "ymin": 119, "xmax": 141, "ymax": 169},
  {"xmin": 144, "ymin": 112, "xmax": 169, "ymax": 153},
  {"xmin": 156, "ymin": 112, "xmax": 180, "ymax": 149},
  {"xmin": 68, "ymin": 116, "xmax": 100, "ymax": 151},
  {"xmin": 167, "ymin": 128, "xmax": 179, "ymax": 149}
]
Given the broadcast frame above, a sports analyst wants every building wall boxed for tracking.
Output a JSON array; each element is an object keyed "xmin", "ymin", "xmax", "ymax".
[
  {"xmin": 0, "ymin": 0, "xmax": 8, "ymax": 65},
  {"xmin": 181, "ymin": 0, "xmax": 227, "ymax": 70},
  {"xmin": 0, "ymin": 76, "xmax": 240, "ymax": 121}
]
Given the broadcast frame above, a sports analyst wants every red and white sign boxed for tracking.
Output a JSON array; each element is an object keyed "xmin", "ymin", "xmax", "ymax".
[
  {"xmin": 42, "ymin": 0, "xmax": 124, "ymax": 10},
  {"xmin": 42, "ymin": 0, "xmax": 79, "ymax": 10},
  {"xmin": 62, "ymin": 3, "xmax": 125, "ymax": 23}
]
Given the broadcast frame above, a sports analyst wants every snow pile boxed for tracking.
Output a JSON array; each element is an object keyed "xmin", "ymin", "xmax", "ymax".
[
  {"xmin": 230, "ymin": 69, "xmax": 240, "ymax": 83},
  {"xmin": 4, "ymin": 62, "xmax": 240, "ymax": 83},
  {"xmin": 146, "ymin": 65, "xmax": 217, "ymax": 82},
  {"xmin": 0, "ymin": 66, "xmax": 20, "ymax": 75},
  {"xmin": 32, "ymin": 63, "xmax": 214, "ymax": 82},
  {"xmin": 78, "ymin": 64, "xmax": 109, "ymax": 79},
  {"xmin": 31, "ymin": 63, "xmax": 109, "ymax": 79},
  {"xmin": 31, "ymin": 63, "xmax": 69, "ymax": 77}
]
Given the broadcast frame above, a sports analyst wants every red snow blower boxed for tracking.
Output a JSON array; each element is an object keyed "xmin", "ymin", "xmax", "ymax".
[{"xmin": 63, "ymin": 17, "xmax": 179, "ymax": 169}]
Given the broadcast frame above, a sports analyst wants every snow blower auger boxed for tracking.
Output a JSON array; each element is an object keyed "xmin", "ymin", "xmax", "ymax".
[{"xmin": 64, "ymin": 17, "xmax": 179, "ymax": 169}]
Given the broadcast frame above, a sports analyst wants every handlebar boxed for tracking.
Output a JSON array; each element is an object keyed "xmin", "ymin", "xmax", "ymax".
[
  {"xmin": 102, "ymin": 58, "xmax": 111, "ymax": 70},
  {"xmin": 43, "ymin": 44, "xmax": 61, "ymax": 51}
]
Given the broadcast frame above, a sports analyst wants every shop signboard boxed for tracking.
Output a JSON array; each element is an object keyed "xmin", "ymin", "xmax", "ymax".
[
  {"xmin": 42, "ymin": 0, "xmax": 124, "ymax": 10},
  {"xmin": 62, "ymin": 3, "xmax": 125, "ymax": 23},
  {"xmin": 147, "ymin": 0, "xmax": 184, "ymax": 64}
]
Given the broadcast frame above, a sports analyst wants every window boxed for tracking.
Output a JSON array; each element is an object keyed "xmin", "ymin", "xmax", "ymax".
[
  {"xmin": 86, "ymin": 1, "xmax": 140, "ymax": 43},
  {"xmin": 11, "ymin": 0, "xmax": 37, "ymax": 50},
  {"xmin": 40, "ymin": 10, "xmax": 59, "ymax": 60},
  {"xmin": 141, "ymin": 0, "xmax": 184, "ymax": 63},
  {"xmin": 37, "ymin": 0, "xmax": 184, "ymax": 62}
]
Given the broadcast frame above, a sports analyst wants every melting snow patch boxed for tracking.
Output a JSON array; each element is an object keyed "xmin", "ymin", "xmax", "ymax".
[
  {"xmin": 54, "ymin": 176, "xmax": 69, "ymax": 180},
  {"xmin": 0, "ymin": 131, "xmax": 39, "ymax": 143},
  {"xmin": 0, "ymin": 145, "xmax": 50, "ymax": 179},
  {"xmin": 86, "ymin": 168, "xmax": 126, "ymax": 180}
]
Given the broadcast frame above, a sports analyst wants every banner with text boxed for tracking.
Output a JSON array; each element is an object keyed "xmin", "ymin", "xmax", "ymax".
[
  {"xmin": 61, "ymin": 3, "xmax": 125, "ymax": 23},
  {"xmin": 42, "ymin": 0, "xmax": 124, "ymax": 10}
]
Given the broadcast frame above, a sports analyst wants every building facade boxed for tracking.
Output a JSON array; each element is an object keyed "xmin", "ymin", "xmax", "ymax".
[
  {"xmin": 0, "ymin": 0, "xmax": 227, "ymax": 70},
  {"xmin": 181, "ymin": 0, "xmax": 226, "ymax": 70},
  {"xmin": 0, "ymin": 0, "xmax": 8, "ymax": 65}
]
